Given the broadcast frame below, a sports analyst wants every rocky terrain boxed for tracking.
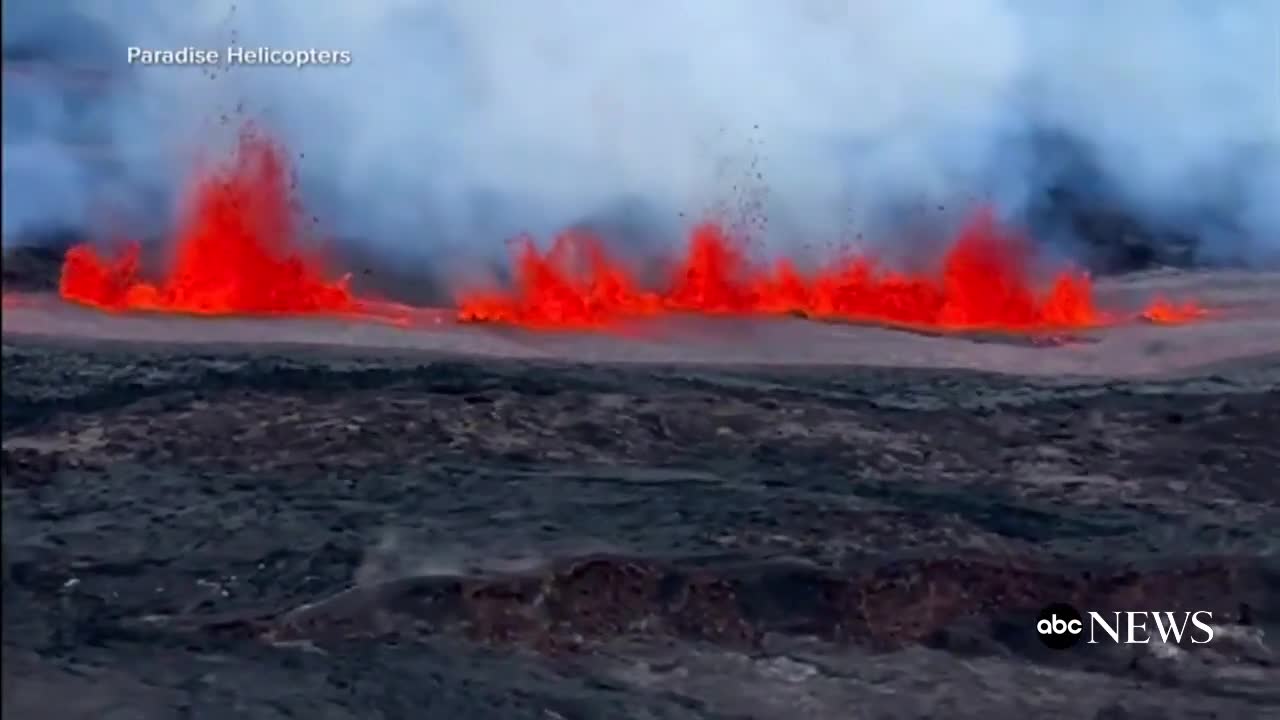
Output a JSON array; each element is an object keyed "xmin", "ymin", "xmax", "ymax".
[
  {"xmin": 5, "ymin": 8, "xmax": 1280, "ymax": 717},
  {"xmin": 3, "ymin": 332, "xmax": 1278, "ymax": 719}
]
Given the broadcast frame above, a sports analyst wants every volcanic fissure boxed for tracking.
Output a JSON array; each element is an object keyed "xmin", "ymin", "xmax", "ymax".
[{"xmin": 56, "ymin": 126, "xmax": 1206, "ymax": 333}]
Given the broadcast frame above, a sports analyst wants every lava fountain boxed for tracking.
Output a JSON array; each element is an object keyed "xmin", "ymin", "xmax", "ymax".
[
  {"xmin": 59, "ymin": 129, "xmax": 360, "ymax": 316},
  {"xmin": 55, "ymin": 123, "xmax": 1204, "ymax": 334},
  {"xmin": 457, "ymin": 212, "xmax": 1199, "ymax": 332}
]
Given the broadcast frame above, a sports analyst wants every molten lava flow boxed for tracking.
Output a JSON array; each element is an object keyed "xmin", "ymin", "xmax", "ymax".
[
  {"xmin": 52, "ymin": 123, "xmax": 1203, "ymax": 334},
  {"xmin": 59, "ymin": 131, "xmax": 358, "ymax": 316},
  {"xmin": 458, "ymin": 211, "xmax": 1117, "ymax": 332},
  {"xmin": 1141, "ymin": 296, "xmax": 1207, "ymax": 324},
  {"xmin": 458, "ymin": 231, "xmax": 664, "ymax": 328}
]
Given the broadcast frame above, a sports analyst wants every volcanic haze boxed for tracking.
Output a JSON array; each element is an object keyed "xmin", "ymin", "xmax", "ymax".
[{"xmin": 3, "ymin": 0, "xmax": 1279, "ymax": 275}]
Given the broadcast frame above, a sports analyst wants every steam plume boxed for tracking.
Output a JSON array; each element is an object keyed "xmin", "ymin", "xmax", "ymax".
[{"xmin": 3, "ymin": 0, "xmax": 1278, "ymax": 273}]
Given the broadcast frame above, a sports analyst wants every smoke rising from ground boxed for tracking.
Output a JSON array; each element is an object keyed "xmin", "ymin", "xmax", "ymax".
[{"xmin": 3, "ymin": 0, "xmax": 1279, "ymax": 273}]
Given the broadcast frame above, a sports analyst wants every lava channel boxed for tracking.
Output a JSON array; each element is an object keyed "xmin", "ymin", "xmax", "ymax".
[{"xmin": 457, "ymin": 215, "xmax": 1205, "ymax": 333}]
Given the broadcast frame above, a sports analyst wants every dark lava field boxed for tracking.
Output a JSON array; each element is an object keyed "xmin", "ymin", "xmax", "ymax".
[{"xmin": 2, "ymin": 337, "xmax": 1279, "ymax": 719}]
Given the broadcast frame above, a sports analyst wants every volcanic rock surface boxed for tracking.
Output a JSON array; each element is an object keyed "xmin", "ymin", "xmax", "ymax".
[
  {"xmin": 3, "ymin": 302, "xmax": 1280, "ymax": 718},
  {"xmin": 5, "ymin": 20, "xmax": 1280, "ymax": 720}
]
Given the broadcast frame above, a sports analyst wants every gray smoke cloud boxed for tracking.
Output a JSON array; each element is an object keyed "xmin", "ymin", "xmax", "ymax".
[{"xmin": 3, "ymin": 0, "xmax": 1279, "ymax": 275}]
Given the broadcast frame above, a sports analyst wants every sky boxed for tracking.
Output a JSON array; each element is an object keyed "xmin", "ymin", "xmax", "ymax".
[{"xmin": 3, "ymin": 0, "xmax": 1278, "ymax": 272}]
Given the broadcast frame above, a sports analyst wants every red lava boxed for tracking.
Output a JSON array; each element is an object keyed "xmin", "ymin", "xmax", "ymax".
[
  {"xmin": 59, "ymin": 128, "xmax": 364, "ymax": 318},
  {"xmin": 457, "ymin": 216, "xmax": 1204, "ymax": 333},
  {"xmin": 1140, "ymin": 296, "xmax": 1211, "ymax": 325},
  {"xmin": 56, "ymin": 123, "xmax": 1205, "ymax": 336}
]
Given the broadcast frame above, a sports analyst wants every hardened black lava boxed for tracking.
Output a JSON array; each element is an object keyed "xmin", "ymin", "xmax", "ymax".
[{"xmin": 3, "ymin": 338, "xmax": 1278, "ymax": 719}]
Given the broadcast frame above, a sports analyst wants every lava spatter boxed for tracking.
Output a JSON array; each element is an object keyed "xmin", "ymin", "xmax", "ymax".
[
  {"xmin": 59, "ymin": 130, "xmax": 359, "ymax": 316},
  {"xmin": 53, "ymin": 125, "xmax": 1204, "ymax": 334},
  {"xmin": 458, "ymin": 210, "xmax": 1121, "ymax": 333},
  {"xmin": 457, "ymin": 232, "xmax": 664, "ymax": 329}
]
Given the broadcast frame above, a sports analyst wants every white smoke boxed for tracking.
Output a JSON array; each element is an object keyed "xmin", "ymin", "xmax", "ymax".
[{"xmin": 3, "ymin": 0, "xmax": 1278, "ymax": 270}]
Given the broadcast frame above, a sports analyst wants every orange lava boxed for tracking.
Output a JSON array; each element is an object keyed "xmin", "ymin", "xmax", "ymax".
[
  {"xmin": 459, "ymin": 211, "xmax": 1128, "ymax": 332},
  {"xmin": 1140, "ymin": 296, "xmax": 1208, "ymax": 324},
  {"xmin": 59, "ymin": 130, "xmax": 359, "ymax": 316},
  {"xmin": 52, "ymin": 123, "xmax": 1204, "ymax": 336}
]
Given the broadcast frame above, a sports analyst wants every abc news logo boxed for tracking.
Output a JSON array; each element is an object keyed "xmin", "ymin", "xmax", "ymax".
[{"xmin": 1036, "ymin": 602, "xmax": 1214, "ymax": 650}]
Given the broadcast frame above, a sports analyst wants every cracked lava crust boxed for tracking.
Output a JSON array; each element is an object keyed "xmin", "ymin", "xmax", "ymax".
[{"xmin": 2, "ymin": 336, "xmax": 1279, "ymax": 720}]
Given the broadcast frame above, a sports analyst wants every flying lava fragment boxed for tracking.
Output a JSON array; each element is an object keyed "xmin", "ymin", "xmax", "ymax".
[
  {"xmin": 55, "ymin": 122, "xmax": 1203, "ymax": 335},
  {"xmin": 59, "ymin": 129, "xmax": 359, "ymax": 316}
]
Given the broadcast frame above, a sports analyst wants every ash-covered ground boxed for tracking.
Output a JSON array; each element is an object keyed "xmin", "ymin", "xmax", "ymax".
[{"xmin": 3, "ymin": 270, "xmax": 1280, "ymax": 719}]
